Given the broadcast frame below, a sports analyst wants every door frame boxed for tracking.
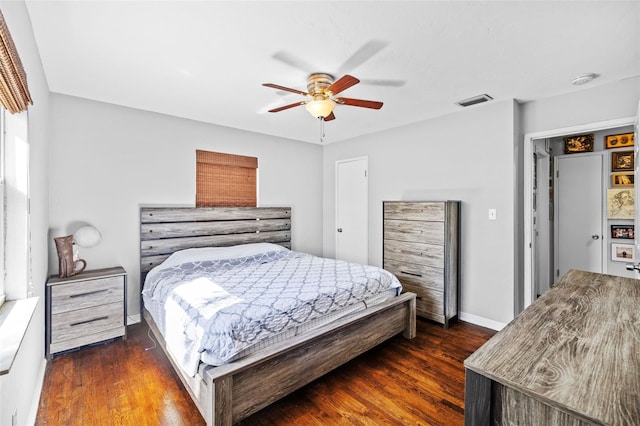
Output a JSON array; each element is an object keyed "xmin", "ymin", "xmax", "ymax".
[
  {"xmin": 335, "ymin": 156, "xmax": 368, "ymax": 263},
  {"xmin": 523, "ymin": 116, "xmax": 635, "ymax": 309}
]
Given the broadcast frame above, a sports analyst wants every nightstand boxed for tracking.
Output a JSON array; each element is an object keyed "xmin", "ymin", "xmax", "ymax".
[{"xmin": 46, "ymin": 266, "xmax": 127, "ymax": 360}]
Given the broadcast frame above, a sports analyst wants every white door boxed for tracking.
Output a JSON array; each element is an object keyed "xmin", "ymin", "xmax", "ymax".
[
  {"xmin": 336, "ymin": 157, "xmax": 368, "ymax": 264},
  {"xmin": 555, "ymin": 153, "xmax": 604, "ymax": 278}
]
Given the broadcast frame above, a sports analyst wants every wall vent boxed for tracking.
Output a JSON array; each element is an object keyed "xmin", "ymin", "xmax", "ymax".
[{"xmin": 456, "ymin": 94, "xmax": 493, "ymax": 107}]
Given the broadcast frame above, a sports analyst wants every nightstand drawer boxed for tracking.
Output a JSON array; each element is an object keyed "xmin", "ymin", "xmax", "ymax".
[
  {"xmin": 51, "ymin": 301, "xmax": 124, "ymax": 343},
  {"xmin": 51, "ymin": 276, "xmax": 124, "ymax": 314}
]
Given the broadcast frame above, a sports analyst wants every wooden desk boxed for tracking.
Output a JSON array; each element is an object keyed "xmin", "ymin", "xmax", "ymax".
[{"xmin": 464, "ymin": 270, "xmax": 640, "ymax": 425}]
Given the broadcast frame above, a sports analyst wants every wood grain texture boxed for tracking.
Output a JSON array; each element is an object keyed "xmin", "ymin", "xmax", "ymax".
[
  {"xmin": 383, "ymin": 201, "xmax": 445, "ymax": 221},
  {"xmin": 36, "ymin": 318, "xmax": 495, "ymax": 425},
  {"xmin": 46, "ymin": 267, "xmax": 127, "ymax": 360},
  {"xmin": 140, "ymin": 206, "xmax": 290, "ymax": 222},
  {"xmin": 384, "ymin": 239, "xmax": 445, "ymax": 268},
  {"xmin": 139, "ymin": 207, "xmax": 292, "ymax": 275},
  {"xmin": 50, "ymin": 277, "xmax": 123, "ymax": 314},
  {"xmin": 383, "ymin": 201, "xmax": 460, "ymax": 326},
  {"xmin": 465, "ymin": 269, "xmax": 640, "ymax": 425},
  {"xmin": 384, "ymin": 219, "xmax": 445, "ymax": 245},
  {"xmin": 464, "ymin": 369, "xmax": 491, "ymax": 426},
  {"xmin": 139, "ymin": 206, "xmax": 417, "ymax": 425},
  {"xmin": 145, "ymin": 292, "xmax": 417, "ymax": 425}
]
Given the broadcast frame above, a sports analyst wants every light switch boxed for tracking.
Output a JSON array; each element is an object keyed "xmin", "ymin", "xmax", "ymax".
[{"xmin": 489, "ymin": 209, "xmax": 497, "ymax": 220}]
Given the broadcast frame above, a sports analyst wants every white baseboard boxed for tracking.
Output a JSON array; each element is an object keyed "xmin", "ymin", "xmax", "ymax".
[
  {"xmin": 127, "ymin": 314, "xmax": 141, "ymax": 325},
  {"xmin": 27, "ymin": 357, "xmax": 47, "ymax": 426},
  {"xmin": 459, "ymin": 311, "xmax": 507, "ymax": 331}
]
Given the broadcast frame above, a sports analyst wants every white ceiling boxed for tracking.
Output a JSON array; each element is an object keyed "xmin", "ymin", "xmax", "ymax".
[{"xmin": 24, "ymin": 1, "xmax": 640, "ymax": 144}]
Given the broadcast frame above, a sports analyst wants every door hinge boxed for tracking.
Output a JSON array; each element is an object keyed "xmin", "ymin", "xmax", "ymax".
[
  {"xmin": 364, "ymin": 169, "xmax": 367, "ymax": 177},
  {"xmin": 556, "ymin": 170, "xmax": 559, "ymax": 178}
]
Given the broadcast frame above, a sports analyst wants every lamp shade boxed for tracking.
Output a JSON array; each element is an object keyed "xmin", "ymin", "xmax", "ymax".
[
  {"xmin": 305, "ymin": 97, "xmax": 335, "ymax": 118},
  {"xmin": 73, "ymin": 225, "xmax": 101, "ymax": 248}
]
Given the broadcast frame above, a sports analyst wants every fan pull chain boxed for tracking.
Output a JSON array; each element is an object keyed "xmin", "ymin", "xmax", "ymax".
[{"xmin": 319, "ymin": 117, "xmax": 326, "ymax": 143}]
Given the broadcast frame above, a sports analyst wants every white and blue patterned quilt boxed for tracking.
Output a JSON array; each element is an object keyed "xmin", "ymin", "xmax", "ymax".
[{"xmin": 142, "ymin": 249, "xmax": 402, "ymax": 376}]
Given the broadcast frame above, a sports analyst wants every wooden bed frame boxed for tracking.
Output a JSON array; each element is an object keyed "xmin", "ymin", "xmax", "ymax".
[{"xmin": 140, "ymin": 207, "xmax": 416, "ymax": 425}]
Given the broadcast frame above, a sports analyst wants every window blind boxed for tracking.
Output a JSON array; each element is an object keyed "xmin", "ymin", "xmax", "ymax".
[
  {"xmin": 196, "ymin": 150, "xmax": 257, "ymax": 207},
  {"xmin": 0, "ymin": 10, "xmax": 32, "ymax": 114}
]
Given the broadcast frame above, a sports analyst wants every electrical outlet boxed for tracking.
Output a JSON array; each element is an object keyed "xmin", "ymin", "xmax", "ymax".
[{"xmin": 488, "ymin": 209, "xmax": 497, "ymax": 220}]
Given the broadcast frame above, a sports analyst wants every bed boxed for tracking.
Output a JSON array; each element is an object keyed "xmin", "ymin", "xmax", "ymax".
[{"xmin": 140, "ymin": 207, "xmax": 416, "ymax": 425}]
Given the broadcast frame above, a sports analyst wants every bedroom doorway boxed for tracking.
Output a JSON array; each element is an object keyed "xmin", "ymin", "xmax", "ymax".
[
  {"xmin": 335, "ymin": 157, "xmax": 368, "ymax": 264},
  {"xmin": 524, "ymin": 116, "xmax": 636, "ymax": 309},
  {"xmin": 555, "ymin": 152, "xmax": 604, "ymax": 278}
]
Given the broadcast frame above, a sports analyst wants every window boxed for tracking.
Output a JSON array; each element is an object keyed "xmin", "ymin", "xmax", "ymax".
[
  {"xmin": 0, "ymin": 9, "xmax": 32, "ymax": 306},
  {"xmin": 195, "ymin": 150, "xmax": 258, "ymax": 207},
  {"xmin": 1, "ymin": 108, "xmax": 30, "ymax": 303},
  {"xmin": 0, "ymin": 108, "xmax": 4, "ymax": 307}
]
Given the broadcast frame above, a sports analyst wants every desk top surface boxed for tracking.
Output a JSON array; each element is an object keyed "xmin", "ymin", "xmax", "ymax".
[{"xmin": 465, "ymin": 269, "xmax": 640, "ymax": 424}]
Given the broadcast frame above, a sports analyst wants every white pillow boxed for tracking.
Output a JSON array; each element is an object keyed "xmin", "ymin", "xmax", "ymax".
[{"xmin": 160, "ymin": 243, "xmax": 289, "ymax": 269}]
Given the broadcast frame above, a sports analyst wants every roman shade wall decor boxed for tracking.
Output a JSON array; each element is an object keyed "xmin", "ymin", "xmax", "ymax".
[
  {"xmin": 196, "ymin": 150, "xmax": 257, "ymax": 207},
  {"xmin": 0, "ymin": 10, "xmax": 32, "ymax": 114}
]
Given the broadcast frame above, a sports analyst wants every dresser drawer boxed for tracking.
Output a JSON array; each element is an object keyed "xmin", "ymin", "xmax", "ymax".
[
  {"xmin": 51, "ymin": 276, "xmax": 124, "ymax": 314},
  {"xmin": 51, "ymin": 301, "xmax": 124, "ymax": 343},
  {"xmin": 402, "ymin": 283, "xmax": 444, "ymax": 315},
  {"xmin": 384, "ymin": 202, "xmax": 445, "ymax": 221},
  {"xmin": 385, "ymin": 259, "xmax": 444, "ymax": 291},
  {"xmin": 384, "ymin": 239, "xmax": 444, "ymax": 268},
  {"xmin": 384, "ymin": 219, "xmax": 444, "ymax": 245}
]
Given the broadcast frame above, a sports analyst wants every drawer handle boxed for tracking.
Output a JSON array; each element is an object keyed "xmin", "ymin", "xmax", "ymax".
[
  {"xmin": 69, "ymin": 289, "xmax": 109, "ymax": 298},
  {"xmin": 400, "ymin": 271, "xmax": 423, "ymax": 278},
  {"xmin": 70, "ymin": 316, "xmax": 109, "ymax": 327}
]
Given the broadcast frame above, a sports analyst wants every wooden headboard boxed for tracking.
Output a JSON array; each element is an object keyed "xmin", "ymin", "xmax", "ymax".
[{"xmin": 139, "ymin": 207, "xmax": 291, "ymax": 282}]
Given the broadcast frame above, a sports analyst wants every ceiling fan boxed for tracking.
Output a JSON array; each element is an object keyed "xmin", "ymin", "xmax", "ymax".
[{"xmin": 262, "ymin": 73, "xmax": 383, "ymax": 121}]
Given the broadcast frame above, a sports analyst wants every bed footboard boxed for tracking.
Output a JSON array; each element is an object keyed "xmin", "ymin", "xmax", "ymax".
[{"xmin": 145, "ymin": 292, "xmax": 416, "ymax": 425}]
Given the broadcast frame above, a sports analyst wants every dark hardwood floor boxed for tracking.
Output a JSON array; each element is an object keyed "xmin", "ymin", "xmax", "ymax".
[{"xmin": 36, "ymin": 318, "xmax": 494, "ymax": 425}]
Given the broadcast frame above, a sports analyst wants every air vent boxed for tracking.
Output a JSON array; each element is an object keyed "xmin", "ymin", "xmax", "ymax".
[{"xmin": 456, "ymin": 94, "xmax": 493, "ymax": 107}]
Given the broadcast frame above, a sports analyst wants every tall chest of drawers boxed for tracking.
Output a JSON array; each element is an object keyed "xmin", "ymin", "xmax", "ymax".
[
  {"xmin": 383, "ymin": 201, "xmax": 460, "ymax": 327},
  {"xmin": 46, "ymin": 266, "xmax": 127, "ymax": 359}
]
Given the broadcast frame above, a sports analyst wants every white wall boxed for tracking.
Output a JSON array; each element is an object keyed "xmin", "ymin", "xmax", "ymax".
[
  {"xmin": 323, "ymin": 100, "xmax": 517, "ymax": 325},
  {"xmin": 521, "ymin": 76, "xmax": 640, "ymax": 135},
  {"xmin": 0, "ymin": 0, "xmax": 51, "ymax": 425},
  {"xmin": 48, "ymin": 95, "xmax": 323, "ymax": 318}
]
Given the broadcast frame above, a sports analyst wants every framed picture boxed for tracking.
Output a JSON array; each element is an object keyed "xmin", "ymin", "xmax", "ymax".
[
  {"xmin": 611, "ymin": 243, "xmax": 634, "ymax": 262},
  {"xmin": 608, "ymin": 188, "xmax": 635, "ymax": 219},
  {"xmin": 612, "ymin": 150, "xmax": 634, "ymax": 171},
  {"xmin": 612, "ymin": 172, "xmax": 634, "ymax": 187},
  {"xmin": 563, "ymin": 133, "xmax": 594, "ymax": 154},
  {"xmin": 611, "ymin": 224, "xmax": 634, "ymax": 239},
  {"xmin": 605, "ymin": 132, "xmax": 635, "ymax": 149}
]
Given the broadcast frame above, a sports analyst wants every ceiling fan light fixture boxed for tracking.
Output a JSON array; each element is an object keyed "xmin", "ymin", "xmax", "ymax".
[{"xmin": 305, "ymin": 96, "xmax": 335, "ymax": 118}]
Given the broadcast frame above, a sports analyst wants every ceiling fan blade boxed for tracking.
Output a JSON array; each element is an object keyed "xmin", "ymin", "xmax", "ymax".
[
  {"xmin": 268, "ymin": 101, "xmax": 306, "ymax": 113},
  {"xmin": 324, "ymin": 112, "xmax": 336, "ymax": 121},
  {"xmin": 359, "ymin": 78, "xmax": 406, "ymax": 87},
  {"xmin": 325, "ymin": 75, "xmax": 360, "ymax": 96},
  {"xmin": 335, "ymin": 97, "xmax": 383, "ymax": 109},
  {"xmin": 272, "ymin": 51, "xmax": 316, "ymax": 73},
  {"xmin": 337, "ymin": 40, "xmax": 388, "ymax": 75},
  {"xmin": 262, "ymin": 83, "xmax": 309, "ymax": 96}
]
